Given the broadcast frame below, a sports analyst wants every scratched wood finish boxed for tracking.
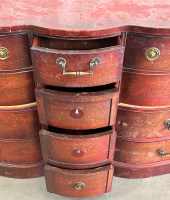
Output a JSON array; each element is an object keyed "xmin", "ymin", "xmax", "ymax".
[
  {"xmin": 114, "ymin": 137, "xmax": 170, "ymax": 164},
  {"xmin": 0, "ymin": 161, "xmax": 44, "ymax": 179},
  {"xmin": 45, "ymin": 164, "xmax": 114, "ymax": 197},
  {"xmin": 0, "ymin": 138, "xmax": 42, "ymax": 163},
  {"xmin": 31, "ymin": 37, "xmax": 124, "ymax": 87},
  {"xmin": 124, "ymin": 34, "xmax": 170, "ymax": 71},
  {"xmin": 40, "ymin": 129, "xmax": 116, "ymax": 169},
  {"xmin": 35, "ymin": 87, "xmax": 119, "ymax": 129},
  {"xmin": 116, "ymin": 103, "xmax": 170, "ymax": 139},
  {"xmin": 0, "ymin": 103, "xmax": 41, "ymax": 139},
  {"xmin": 119, "ymin": 68, "xmax": 170, "ymax": 106},
  {"xmin": 0, "ymin": 33, "xmax": 31, "ymax": 71},
  {"xmin": 113, "ymin": 160, "xmax": 170, "ymax": 179},
  {"xmin": 0, "ymin": 69, "xmax": 35, "ymax": 106},
  {"xmin": 2, "ymin": 1, "xmax": 170, "ymax": 37}
]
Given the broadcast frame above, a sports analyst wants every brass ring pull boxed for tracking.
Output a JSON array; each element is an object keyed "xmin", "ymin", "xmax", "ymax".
[
  {"xmin": 73, "ymin": 182, "xmax": 85, "ymax": 190},
  {"xmin": 164, "ymin": 120, "xmax": 170, "ymax": 130},
  {"xmin": 156, "ymin": 149, "xmax": 170, "ymax": 157},
  {"xmin": 145, "ymin": 47, "xmax": 160, "ymax": 61},
  {"xmin": 0, "ymin": 47, "xmax": 10, "ymax": 60},
  {"xmin": 56, "ymin": 57, "xmax": 101, "ymax": 75}
]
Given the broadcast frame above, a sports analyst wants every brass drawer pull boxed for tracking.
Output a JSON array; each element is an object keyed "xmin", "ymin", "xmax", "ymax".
[
  {"xmin": 164, "ymin": 120, "xmax": 170, "ymax": 130},
  {"xmin": 56, "ymin": 57, "xmax": 101, "ymax": 75},
  {"xmin": 145, "ymin": 47, "xmax": 160, "ymax": 61},
  {"xmin": 0, "ymin": 47, "xmax": 10, "ymax": 60},
  {"xmin": 73, "ymin": 182, "xmax": 85, "ymax": 190},
  {"xmin": 156, "ymin": 149, "xmax": 170, "ymax": 157}
]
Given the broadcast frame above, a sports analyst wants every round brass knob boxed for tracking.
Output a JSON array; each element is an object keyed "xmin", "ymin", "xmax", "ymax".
[
  {"xmin": 73, "ymin": 182, "xmax": 85, "ymax": 190},
  {"xmin": 0, "ymin": 47, "xmax": 10, "ymax": 60},
  {"xmin": 145, "ymin": 47, "xmax": 160, "ymax": 61}
]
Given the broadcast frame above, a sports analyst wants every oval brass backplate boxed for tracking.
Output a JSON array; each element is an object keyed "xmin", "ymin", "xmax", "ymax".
[
  {"xmin": 145, "ymin": 47, "xmax": 160, "ymax": 61},
  {"xmin": 73, "ymin": 182, "xmax": 85, "ymax": 190},
  {"xmin": 0, "ymin": 47, "xmax": 10, "ymax": 60}
]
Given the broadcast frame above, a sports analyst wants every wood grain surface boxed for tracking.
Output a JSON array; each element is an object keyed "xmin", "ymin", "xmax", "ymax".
[
  {"xmin": 0, "ymin": 33, "xmax": 31, "ymax": 71},
  {"xmin": 0, "ymin": 138, "xmax": 42, "ymax": 163},
  {"xmin": 116, "ymin": 103, "xmax": 170, "ymax": 139},
  {"xmin": 0, "ymin": 161, "xmax": 44, "ymax": 179},
  {"xmin": 35, "ymin": 87, "xmax": 119, "ymax": 129},
  {"xmin": 40, "ymin": 129, "xmax": 116, "ymax": 169},
  {"xmin": 0, "ymin": 69, "xmax": 35, "ymax": 106},
  {"xmin": 119, "ymin": 68, "xmax": 170, "ymax": 106},
  {"xmin": 0, "ymin": 103, "xmax": 41, "ymax": 139},
  {"xmin": 45, "ymin": 164, "xmax": 114, "ymax": 197}
]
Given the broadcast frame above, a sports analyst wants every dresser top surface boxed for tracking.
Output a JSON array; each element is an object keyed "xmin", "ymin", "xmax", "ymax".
[{"xmin": 1, "ymin": 0, "xmax": 170, "ymax": 36}]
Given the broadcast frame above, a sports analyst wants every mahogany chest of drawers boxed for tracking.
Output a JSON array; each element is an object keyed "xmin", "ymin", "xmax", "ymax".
[{"xmin": 1, "ymin": 0, "xmax": 170, "ymax": 198}]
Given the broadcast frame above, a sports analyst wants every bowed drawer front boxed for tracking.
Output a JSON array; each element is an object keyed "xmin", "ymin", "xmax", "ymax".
[
  {"xmin": 124, "ymin": 34, "xmax": 170, "ymax": 71},
  {"xmin": 120, "ymin": 68, "xmax": 170, "ymax": 106},
  {"xmin": 0, "ymin": 138, "xmax": 42, "ymax": 163},
  {"xmin": 40, "ymin": 129, "xmax": 116, "ymax": 169},
  {"xmin": 0, "ymin": 33, "xmax": 31, "ymax": 71},
  {"xmin": 45, "ymin": 164, "xmax": 114, "ymax": 198},
  {"xmin": 115, "ymin": 137, "xmax": 170, "ymax": 164},
  {"xmin": 0, "ymin": 69, "xmax": 35, "ymax": 106},
  {"xmin": 0, "ymin": 103, "xmax": 40, "ymax": 139},
  {"xmin": 116, "ymin": 103, "xmax": 170, "ymax": 139},
  {"xmin": 31, "ymin": 34, "xmax": 124, "ymax": 87},
  {"xmin": 35, "ymin": 87, "xmax": 119, "ymax": 129}
]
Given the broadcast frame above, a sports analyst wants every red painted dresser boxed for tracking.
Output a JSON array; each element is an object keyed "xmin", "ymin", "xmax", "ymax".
[{"xmin": 1, "ymin": 0, "xmax": 170, "ymax": 197}]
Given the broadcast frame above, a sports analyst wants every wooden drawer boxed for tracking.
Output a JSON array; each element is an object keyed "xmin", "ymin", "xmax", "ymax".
[
  {"xmin": 116, "ymin": 103, "xmax": 170, "ymax": 139},
  {"xmin": 0, "ymin": 102, "xmax": 41, "ymax": 139},
  {"xmin": 124, "ymin": 34, "xmax": 170, "ymax": 71},
  {"xmin": 0, "ymin": 161, "xmax": 44, "ymax": 179},
  {"xmin": 119, "ymin": 68, "xmax": 170, "ymax": 106},
  {"xmin": 0, "ymin": 69, "xmax": 35, "ymax": 106},
  {"xmin": 31, "ymin": 34, "xmax": 124, "ymax": 87},
  {"xmin": 40, "ymin": 127, "xmax": 116, "ymax": 169},
  {"xmin": 35, "ymin": 86, "xmax": 119, "ymax": 129},
  {"xmin": 0, "ymin": 33, "xmax": 31, "ymax": 71},
  {"xmin": 0, "ymin": 138, "xmax": 42, "ymax": 163},
  {"xmin": 115, "ymin": 136, "xmax": 170, "ymax": 164},
  {"xmin": 45, "ymin": 164, "xmax": 114, "ymax": 197}
]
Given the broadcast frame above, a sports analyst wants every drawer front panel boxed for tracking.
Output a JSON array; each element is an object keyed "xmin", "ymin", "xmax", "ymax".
[
  {"xmin": 124, "ymin": 34, "xmax": 170, "ymax": 71},
  {"xmin": 0, "ymin": 161, "xmax": 44, "ymax": 179},
  {"xmin": 45, "ymin": 164, "xmax": 114, "ymax": 197},
  {"xmin": 31, "ymin": 46, "xmax": 124, "ymax": 87},
  {"xmin": 0, "ymin": 103, "xmax": 41, "ymax": 139},
  {"xmin": 0, "ymin": 138, "xmax": 43, "ymax": 163},
  {"xmin": 0, "ymin": 34, "xmax": 31, "ymax": 71},
  {"xmin": 0, "ymin": 70, "xmax": 35, "ymax": 106},
  {"xmin": 120, "ymin": 69, "xmax": 170, "ymax": 106},
  {"xmin": 40, "ymin": 130, "xmax": 116, "ymax": 169},
  {"xmin": 35, "ymin": 88, "xmax": 119, "ymax": 129},
  {"xmin": 116, "ymin": 104, "xmax": 170, "ymax": 139},
  {"xmin": 115, "ymin": 138, "xmax": 170, "ymax": 164}
]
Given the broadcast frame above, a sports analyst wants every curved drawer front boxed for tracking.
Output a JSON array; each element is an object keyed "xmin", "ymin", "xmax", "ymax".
[
  {"xmin": 45, "ymin": 164, "xmax": 114, "ymax": 197},
  {"xmin": 124, "ymin": 34, "xmax": 170, "ymax": 71},
  {"xmin": 115, "ymin": 137, "xmax": 170, "ymax": 164},
  {"xmin": 120, "ymin": 69, "xmax": 170, "ymax": 106},
  {"xmin": 116, "ymin": 104, "xmax": 170, "ymax": 139},
  {"xmin": 35, "ymin": 88, "xmax": 119, "ymax": 129},
  {"xmin": 40, "ymin": 129, "xmax": 116, "ymax": 169},
  {"xmin": 0, "ymin": 161, "xmax": 44, "ymax": 179},
  {"xmin": 0, "ymin": 69, "xmax": 35, "ymax": 106},
  {"xmin": 0, "ymin": 138, "xmax": 42, "ymax": 163},
  {"xmin": 0, "ymin": 33, "xmax": 31, "ymax": 71},
  {"xmin": 31, "ymin": 46, "xmax": 124, "ymax": 87},
  {"xmin": 0, "ymin": 103, "xmax": 41, "ymax": 139}
]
